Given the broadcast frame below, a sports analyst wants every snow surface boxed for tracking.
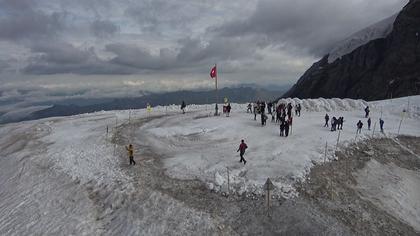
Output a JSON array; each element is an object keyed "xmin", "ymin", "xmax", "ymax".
[
  {"xmin": 355, "ymin": 159, "xmax": 420, "ymax": 232},
  {"xmin": 140, "ymin": 96, "xmax": 420, "ymax": 197},
  {"xmin": 0, "ymin": 96, "xmax": 419, "ymax": 234},
  {"xmin": 328, "ymin": 14, "xmax": 397, "ymax": 63}
]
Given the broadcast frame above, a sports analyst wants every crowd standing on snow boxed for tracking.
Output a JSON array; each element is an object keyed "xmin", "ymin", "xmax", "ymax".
[
  {"xmin": 248, "ymin": 100, "xmax": 299, "ymax": 137},
  {"xmin": 122, "ymin": 99, "xmax": 390, "ymax": 168}
]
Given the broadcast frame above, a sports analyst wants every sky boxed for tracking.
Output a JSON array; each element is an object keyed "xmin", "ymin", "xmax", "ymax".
[{"xmin": 0, "ymin": 0, "xmax": 409, "ymax": 108}]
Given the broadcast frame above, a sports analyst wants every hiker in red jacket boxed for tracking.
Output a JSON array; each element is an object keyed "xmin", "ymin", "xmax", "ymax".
[{"xmin": 237, "ymin": 139, "xmax": 248, "ymax": 165}]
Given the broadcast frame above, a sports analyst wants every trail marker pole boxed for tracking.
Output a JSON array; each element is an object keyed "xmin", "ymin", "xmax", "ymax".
[
  {"xmin": 227, "ymin": 167, "xmax": 230, "ymax": 194},
  {"xmin": 335, "ymin": 130, "xmax": 341, "ymax": 152},
  {"xmin": 372, "ymin": 122, "xmax": 377, "ymax": 137},
  {"xmin": 324, "ymin": 141, "xmax": 328, "ymax": 163},
  {"xmin": 407, "ymin": 97, "xmax": 410, "ymax": 115},
  {"xmin": 398, "ymin": 117, "xmax": 403, "ymax": 135}
]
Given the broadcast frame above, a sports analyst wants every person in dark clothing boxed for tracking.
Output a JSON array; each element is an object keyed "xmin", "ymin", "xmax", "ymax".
[
  {"xmin": 267, "ymin": 102, "xmax": 272, "ymax": 114},
  {"xmin": 261, "ymin": 102, "xmax": 266, "ymax": 114},
  {"xmin": 126, "ymin": 144, "xmax": 136, "ymax": 165},
  {"xmin": 253, "ymin": 103, "xmax": 258, "ymax": 120},
  {"xmin": 181, "ymin": 101, "xmax": 186, "ymax": 114},
  {"xmin": 271, "ymin": 113, "xmax": 275, "ymax": 122},
  {"xmin": 247, "ymin": 103, "xmax": 252, "ymax": 113},
  {"xmin": 367, "ymin": 117, "xmax": 371, "ymax": 130},
  {"xmin": 337, "ymin": 117, "xmax": 344, "ymax": 130},
  {"xmin": 284, "ymin": 120, "xmax": 290, "ymax": 137},
  {"xmin": 261, "ymin": 112, "xmax": 267, "ymax": 126},
  {"xmin": 280, "ymin": 121, "xmax": 285, "ymax": 136},
  {"xmin": 365, "ymin": 106, "xmax": 370, "ymax": 118},
  {"xmin": 357, "ymin": 120, "xmax": 363, "ymax": 134},
  {"xmin": 276, "ymin": 110, "xmax": 281, "ymax": 123},
  {"xmin": 287, "ymin": 103, "xmax": 293, "ymax": 117},
  {"xmin": 379, "ymin": 118, "xmax": 384, "ymax": 132},
  {"xmin": 324, "ymin": 114, "xmax": 329, "ymax": 127},
  {"xmin": 331, "ymin": 117, "xmax": 337, "ymax": 131},
  {"xmin": 296, "ymin": 104, "xmax": 301, "ymax": 117},
  {"xmin": 226, "ymin": 103, "xmax": 231, "ymax": 117},
  {"xmin": 237, "ymin": 140, "xmax": 248, "ymax": 165}
]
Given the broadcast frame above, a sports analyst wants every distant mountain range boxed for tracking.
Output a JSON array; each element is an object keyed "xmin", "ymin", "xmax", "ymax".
[
  {"xmin": 3, "ymin": 86, "xmax": 288, "ymax": 124},
  {"xmin": 283, "ymin": 0, "xmax": 420, "ymax": 101}
]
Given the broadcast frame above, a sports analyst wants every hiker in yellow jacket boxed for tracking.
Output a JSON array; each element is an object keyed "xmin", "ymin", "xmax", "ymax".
[{"xmin": 125, "ymin": 144, "xmax": 136, "ymax": 165}]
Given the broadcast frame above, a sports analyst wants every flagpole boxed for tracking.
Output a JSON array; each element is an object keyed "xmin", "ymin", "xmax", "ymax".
[
  {"xmin": 216, "ymin": 64, "xmax": 219, "ymax": 111},
  {"xmin": 215, "ymin": 63, "xmax": 219, "ymax": 116}
]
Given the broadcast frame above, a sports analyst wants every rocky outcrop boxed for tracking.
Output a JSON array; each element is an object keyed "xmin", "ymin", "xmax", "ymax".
[{"xmin": 283, "ymin": 0, "xmax": 420, "ymax": 101}]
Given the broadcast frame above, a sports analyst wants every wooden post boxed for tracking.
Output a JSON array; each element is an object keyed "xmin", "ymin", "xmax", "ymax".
[
  {"xmin": 335, "ymin": 130, "xmax": 341, "ymax": 152},
  {"xmin": 372, "ymin": 122, "xmax": 377, "ymax": 137},
  {"xmin": 324, "ymin": 141, "xmax": 328, "ymax": 163},
  {"xmin": 398, "ymin": 116, "xmax": 403, "ymax": 135},
  {"xmin": 227, "ymin": 167, "xmax": 230, "ymax": 194}
]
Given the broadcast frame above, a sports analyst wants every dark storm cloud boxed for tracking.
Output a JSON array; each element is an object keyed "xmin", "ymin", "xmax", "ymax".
[
  {"xmin": 90, "ymin": 20, "xmax": 119, "ymax": 38},
  {"xmin": 23, "ymin": 41, "xmax": 137, "ymax": 75},
  {"xmin": 0, "ymin": 0, "xmax": 65, "ymax": 41},
  {"xmin": 105, "ymin": 43, "xmax": 174, "ymax": 70},
  {"xmin": 105, "ymin": 36, "xmax": 260, "ymax": 72},
  {"xmin": 0, "ymin": 0, "xmax": 409, "ymax": 87},
  {"xmin": 212, "ymin": 0, "xmax": 408, "ymax": 56}
]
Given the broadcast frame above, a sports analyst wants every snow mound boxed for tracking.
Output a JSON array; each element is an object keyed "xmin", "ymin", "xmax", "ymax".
[{"xmin": 328, "ymin": 14, "xmax": 397, "ymax": 63}]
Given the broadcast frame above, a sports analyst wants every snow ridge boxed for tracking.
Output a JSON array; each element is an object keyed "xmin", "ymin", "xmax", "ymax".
[{"xmin": 328, "ymin": 14, "xmax": 397, "ymax": 63}]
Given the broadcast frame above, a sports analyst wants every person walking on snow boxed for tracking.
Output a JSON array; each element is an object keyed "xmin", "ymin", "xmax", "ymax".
[
  {"xmin": 364, "ymin": 106, "xmax": 370, "ymax": 118},
  {"xmin": 237, "ymin": 140, "xmax": 248, "ymax": 165},
  {"xmin": 126, "ymin": 144, "xmax": 136, "ymax": 165},
  {"xmin": 226, "ymin": 103, "xmax": 231, "ymax": 117},
  {"xmin": 324, "ymin": 114, "xmax": 329, "ymax": 127},
  {"xmin": 284, "ymin": 120, "xmax": 290, "ymax": 137},
  {"xmin": 247, "ymin": 103, "xmax": 252, "ymax": 113},
  {"xmin": 357, "ymin": 120, "xmax": 363, "ymax": 134},
  {"xmin": 367, "ymin": 117, "xmax": 371, "ymax": 130},
  {"xmin": 379, "ymin": 118, "xmax": 384, "ymax": 132},
  {"xmin": 296, "ymin": 104, "xmax": 301, "ymax": 117},
  {"xmin": 261, "ymin": 112, "xmax": 267, "ymax": 126},
  {"xmin": 280, "ymin": 121, "xmax": 285, "ymax": 136},
  {"xmin": 181, "ymin": 101, "xmax": 186, "ymax": 114},
  {"xmin": 331, "ymin": 117, "xmax": 337, "ymax": 131},
  {"xmin": 253, "ymin": 103, "xmax": 258, "ymax": 120}
]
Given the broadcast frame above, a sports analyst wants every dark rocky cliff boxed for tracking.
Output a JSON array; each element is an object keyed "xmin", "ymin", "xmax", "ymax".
[{"xmin": 283, "ymin": 0, "xmax": 420, "ymax": 101}]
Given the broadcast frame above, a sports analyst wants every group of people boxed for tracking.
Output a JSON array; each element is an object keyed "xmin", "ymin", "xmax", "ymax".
[
  {"xmin": 324, "ymin": 106, "xmax": 385, "ymax": 135},
  {"xmin": 126, "ymin": 101, "xmax": 388, "ymax": 167},
  {"xmin": 247, "ymin": 101, "xmax": 299, "ymax": 137},
  {"xmin": 324, "ymin": 114, "xmax": 344, "ymax": 131}
]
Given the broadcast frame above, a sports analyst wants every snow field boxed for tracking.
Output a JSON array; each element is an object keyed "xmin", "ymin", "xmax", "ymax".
[{"xmin": 141, "ymin": 96, "xmax": 420, "ymax": 198}]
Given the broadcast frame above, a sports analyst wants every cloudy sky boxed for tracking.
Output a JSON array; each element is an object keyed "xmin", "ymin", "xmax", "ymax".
[{"xmin": 0, "ymin": 0, "xmax": 408, "ymax": 107}]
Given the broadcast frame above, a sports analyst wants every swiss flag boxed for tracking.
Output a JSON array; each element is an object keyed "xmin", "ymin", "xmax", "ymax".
[{"xmin": 210, "ymin": 65, "xmax": 217, "ymax": 78}]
